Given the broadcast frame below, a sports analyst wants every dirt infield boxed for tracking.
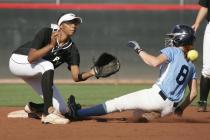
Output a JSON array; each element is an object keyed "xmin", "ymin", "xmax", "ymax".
[{"xmin": 1, "ymin": 106, "xmax": 210, "ymax": 140}]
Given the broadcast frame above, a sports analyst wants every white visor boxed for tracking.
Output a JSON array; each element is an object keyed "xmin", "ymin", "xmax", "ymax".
[{"xmin": 58, "ymin": 13, "xmax": 82, "ymax": 26}]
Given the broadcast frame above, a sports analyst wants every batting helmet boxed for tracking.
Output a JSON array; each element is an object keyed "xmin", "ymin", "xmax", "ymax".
[{"xmin": 165, "ymin": 24, "xmax": 196, "ymax": 47}]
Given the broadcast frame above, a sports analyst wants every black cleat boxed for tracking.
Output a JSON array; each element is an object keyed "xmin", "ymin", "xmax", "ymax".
[
  {"xmin": 197, "ymin": 101, "xmax": 207, "ymax": 112},
  {"xmin": 66, "ymin": 95, "xmax": 80, "ymax": 120}
]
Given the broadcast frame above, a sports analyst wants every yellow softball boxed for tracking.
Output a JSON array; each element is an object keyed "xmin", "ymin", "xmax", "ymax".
[{"xmin": 187, "ymin": 50, "xmax": 198, "ymax": 61}]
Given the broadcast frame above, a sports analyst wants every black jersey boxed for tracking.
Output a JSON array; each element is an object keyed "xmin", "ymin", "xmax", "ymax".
[
  {"xmin": 199, "ymin": 0, "xmax": 210, "ymax": 21},
  {"xmin": 13, "ymin": 27, "xmax": 80, "ymax": 69}
]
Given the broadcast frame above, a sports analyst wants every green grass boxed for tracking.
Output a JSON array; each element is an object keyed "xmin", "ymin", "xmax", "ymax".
[
  {"xmin": 0, "ymin": 83, "xmax": 207, "ymax": 107},
  {"xmin": 0, "ymin": 84, "xmax": 149, "ymax": 107}
]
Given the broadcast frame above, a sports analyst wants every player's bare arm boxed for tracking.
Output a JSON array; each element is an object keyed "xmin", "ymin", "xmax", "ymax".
[
  {"xmin": 28, "ymin": 32, "xmax": 58, "ymax": 63},
  {"xmin": 127, "ymin": 41, "xmax": 168, "ymax": 67},
  {"xmin": 175, "ymin": 79, "xmax": 197, "ymax": 116},
  {"xmin": 139, "ymin": 52, "xmax": 168, "ymax": 67},
  {"xmin": 192, "ymin": 7, "xmax": 208, "ymax": 31},
  {"xmin": 181, "ymin": 79, "xmax": 198, "ymax": 110},
  {"xmin": 70, "ymin": 65, "xmax": 95, "ymax": 82}
]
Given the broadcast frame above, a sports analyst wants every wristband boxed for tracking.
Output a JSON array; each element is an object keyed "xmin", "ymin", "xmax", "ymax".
[
  {"xmin": 135, "ymin": 48, "xmax": 143, "ymax": 54},
  {"xmin": 78, "ymin": 72, "xmax": 85, "ymax": 81}
]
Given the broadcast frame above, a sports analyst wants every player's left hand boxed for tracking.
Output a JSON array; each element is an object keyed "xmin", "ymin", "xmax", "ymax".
[
  {"xmin": 92, "ymin": 52, "xmax": 120, "ymax": 79},
  {"xmin": 50, "ymin": 32, "xmax": 59, "ymax": 47},
  {"xmin": 127, "ymin": 41, "xmax": 143, "ymax": 54},
  {"xmin": 174, "ymin": 106, "xmax": 183, "ymax": 117}
]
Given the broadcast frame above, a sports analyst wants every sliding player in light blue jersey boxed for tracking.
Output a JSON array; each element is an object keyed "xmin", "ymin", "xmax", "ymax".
[{"xmin": 68, "ymin": 24, "xmax": 198, "ymax": 121}]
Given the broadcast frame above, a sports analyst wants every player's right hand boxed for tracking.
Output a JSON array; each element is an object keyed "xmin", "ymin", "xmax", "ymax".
[
  {"xmin": 50, "ymin": 32, "xmax": 59, "ymax": 47},
  {"xmin": 191, "ymin": 23, "xmax": 199, "ymax": 32},
  {"xmin": 127, "ymin": 41, "xmax": 143, "ymax": 54}
]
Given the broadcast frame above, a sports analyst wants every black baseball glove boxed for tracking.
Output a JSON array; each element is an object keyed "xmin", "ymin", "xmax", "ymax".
[{"xmin": 93, "ymin": 52, "xmax": 120, "ymax": 79}]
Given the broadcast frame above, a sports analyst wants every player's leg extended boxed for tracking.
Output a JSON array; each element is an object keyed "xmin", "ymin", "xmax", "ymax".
[
  {"xmin": 77, "ymin": 85, "xmax": 165, "ymax": 118},
  {"xmin": 104, "ymin": 86, "xmax": 164, "ymax": 113}
]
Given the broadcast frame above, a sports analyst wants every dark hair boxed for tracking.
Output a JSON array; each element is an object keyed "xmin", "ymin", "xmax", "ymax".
[{"xmin": 57, "ymin": 13, "xmax": 66, "ymax": 23}]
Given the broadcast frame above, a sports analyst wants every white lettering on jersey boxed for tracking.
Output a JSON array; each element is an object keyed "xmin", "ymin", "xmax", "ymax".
[{"xmin": 53, "ymin": 56, "xmax": 60, "ymax": 62}]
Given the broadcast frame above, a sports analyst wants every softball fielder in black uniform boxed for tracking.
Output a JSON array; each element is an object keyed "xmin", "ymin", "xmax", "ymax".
[
  {"xmin": 9, "ymin": 13, "xmax": 95, "ymax": 124},
  {"xmin": 192, "ymin": 0, "xmax": 210, "ymax": 112}
]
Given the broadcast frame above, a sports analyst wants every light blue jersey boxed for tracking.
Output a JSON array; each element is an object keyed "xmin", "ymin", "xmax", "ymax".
[
  {"xmin": 155, "ymin": 47, "xmax": 196, "ymax": 103},
  {"xmin": 75, "ymin": 47, "xmax": 197, "ymax": 119}
]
